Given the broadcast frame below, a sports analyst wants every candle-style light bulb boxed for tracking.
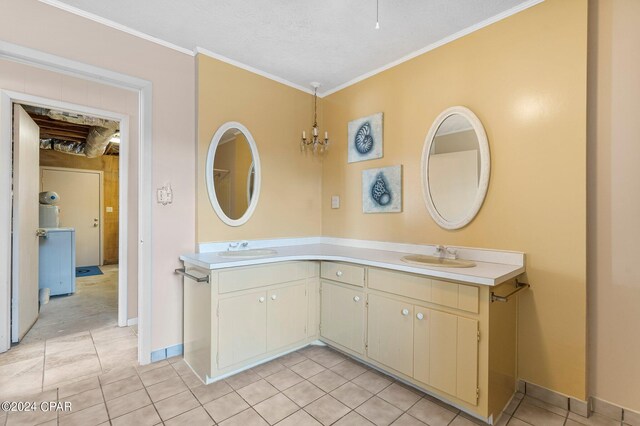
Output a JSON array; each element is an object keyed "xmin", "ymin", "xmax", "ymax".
[
  {"xmin": 324, "ymin": 131, "xmax": 328, "ymax": 139},
  {"xmin": 302, "ymin": 130, "xmax": 306, "ymax": 139}
]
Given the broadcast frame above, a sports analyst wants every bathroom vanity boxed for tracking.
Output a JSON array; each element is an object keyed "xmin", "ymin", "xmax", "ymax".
[{"xmin": 179, "ymin": 242, "xmax": 527, "ymax": 424}]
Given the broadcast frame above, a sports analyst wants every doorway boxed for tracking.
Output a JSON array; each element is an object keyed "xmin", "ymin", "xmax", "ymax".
[{"xmin": 9, "ymin": 101, "xmax": 128, "ymax": 347}]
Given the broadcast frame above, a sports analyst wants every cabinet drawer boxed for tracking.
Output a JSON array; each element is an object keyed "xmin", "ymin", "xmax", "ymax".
[
  {"xmin": 432, "ymin": 280, "xmax": 479, "ymax": 314},
  {"xmin": 321, "ymin": 262, "xmax": 365, "ymax": 287},
  {"xmin": 219, "ymin": 262, "xmax": 315, "ymax": 294},
  {"xmin": 368, "ymin": 268, "xmax": 431, "ymax": 302}
]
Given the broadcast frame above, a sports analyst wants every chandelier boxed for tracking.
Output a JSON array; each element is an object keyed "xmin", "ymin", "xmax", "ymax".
[{"xmin": 301, "ymin": 83, "xmax": 329, "ymax": 154}]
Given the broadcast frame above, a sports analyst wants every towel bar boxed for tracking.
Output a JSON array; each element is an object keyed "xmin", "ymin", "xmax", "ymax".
[
  {"xmin": 491, "ymin": 278, "xmax": 530, "ymax": 302},
  {"xmin": 175, "ymin": 268, "xmax": 210, "ymax": 283}
]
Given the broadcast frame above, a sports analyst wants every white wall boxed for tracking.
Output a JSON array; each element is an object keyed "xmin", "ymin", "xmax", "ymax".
[
  {"xmin": 588, "ymin": 0, "xmax": 640, "ymax": 412},
  {"xmin": 0, "ymin": 0, "xmax": 196, "ymax": 351}
]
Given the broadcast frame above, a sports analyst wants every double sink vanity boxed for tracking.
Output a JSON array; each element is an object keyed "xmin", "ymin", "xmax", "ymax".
[
  {"xmin": 180, "ymin": 106, "xmax": 529, "ymax": 423},
  {"xmin": 178, "ymin": 241, "xmax": 527, "ymax": 424}
]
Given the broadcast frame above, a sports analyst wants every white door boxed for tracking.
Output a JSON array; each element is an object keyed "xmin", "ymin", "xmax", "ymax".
[
  {"xmin": 41, "ymin": 168, "xmax": 101, "ymax": 267},
  {"xmin": 11, "ymin": 104, "xmax": 41, "ymax": 342}
]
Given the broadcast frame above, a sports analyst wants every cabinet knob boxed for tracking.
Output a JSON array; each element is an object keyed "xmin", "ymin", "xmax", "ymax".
[
  {"xmin": 259, "ymin": 297, "xmax": 265, "ymax": 303},
  {"xmin": 416, "ymin": 312, "xmax": 424, "ymax": 320},
  {"xmin": 336, "ymin": 271, "xmax": 343, "ymax": 277},
  {"xmin": 353, "ymin": 296, "xmax": 360, "ymax": 302},
  {"xmin": 401, "ymin": 308, "xmax": 410, "ymax": 316},
  {"xmin": 271, "ymin": 294, "xmax": 277, "ymax": 301}
]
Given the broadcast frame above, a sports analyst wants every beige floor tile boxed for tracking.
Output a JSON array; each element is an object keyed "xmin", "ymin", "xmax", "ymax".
[
  {"xmin": 406, "ymin": 398, "xmax": 458, "ymax": 426},
  {"xmin": 625, "ymin": 409, "xmax": 640, "ymax": 426},
  {"xmin": 59, "ymin": 402, "xmax": 109, "ymax": 426},
  {"xmin": 330, "ymin": 382, "xmax": 373, "ymax": 409},
  {"xmin": 568, "ymin": 412, "xmax": 621, "ymax": 426},
  {"xmin": 507, "ymin": 418, "xmax": 534, "ymax": 426},
  {"xmin": 265, "ymin": 369, "xmax": 305, "ymax": 391},
  {"xmin": 513, "ymin": 400, "xmax": 566, "ymax": 426},
  {"xmin": 105, "ymin": 388, "xmax": 152, "ymax": 419},
  {"xmin": 334, "ymin": 411, "xmax": 376, "ymax": 426},
  {"xmin": 111, "ymin": 404, "xmax": 161, "ymax": 426},
  {"xmin": 146, "ymin": 376, "xmax": 188, "ymax": 402},
  {"xmin": 59, "ymin": 387, "xmax": 104, "ymax": 416},
  {"xmin": 44, "ymin": 332, "xmax": 94, "ymax": 355},
  {"xmin": 164, "ymin": 406, "xmax": 214, "ymax": 426},
  {"xmin": 252, "ymin": 360, "xmax": 286, "ymax": 378},
  {"xmin": 181, "ymin": 371, "xmax": 205, "ymax": 389},
  {"xmin": 355, "ymin": 396, "xmax": 403, "ymax": 426},
  {"xmin": 377, "ymin": 383, "xmax": 421, "ymax": 411},
  {"xmin": 58, "ymin": 376, "xmax": 100, "ymax": 398},
  {"xmin": 96, "ymin": 347, "xmax": 138, "ymax": 371},
  {"xmin": 277, "ymin": 351, "xmax": 307, "ymax": 368},
  {"xmin": 136, "ymin": 360, "xmax": 169, "ymax": 375},
  {"xmin": 171, "ymin": 360, "xmax": 194, "ymax": 377},
  {"xmin": 225, "ymin": 369, "xmax": 262, "ymax": 390},
  {"xmin": 101, "ymin": 374, "xmax": 144, "ymax": 401},
  {"xmin": 90, "ymin": 325, "xmax": 135, "ymax": 344},
  {"xmin": 352, "ymin": 371, "xmax": 393, "ymax": 394},
  {"xmin": 391, "ymin": 413, "xmax": 428, "ymax": 425},
  {"xmin": 5, "ymin": 402, "xmax": 57, "ymax": 426},
  {"xmin": 290, "ymin": 359, "xmax": 326, "ymax": 379},
  {"xmin": 0, "ymin": 357, "xmax": 44, "ymax": 399},
  {"xmin": 139, "ymin": 364, "xmax": 179, "ymax": 387},
  {"xmin": 254, "ymin": 393, "xmax": 299, "ymax": 424},
  {"xmin": 192, "ymin": 380, "xmax": 234, "ymax": 404},
  {"xmin": 203, "ymin": 392, "xmax": 250, "ymax": 423},
  {"xmin": 522, "ymin": 395, "xmax": 568, "ymax": 417},
  {"xmin": 310, "ymin": 351, "xmax": 347, "ymax": 369},
  {"xmin": 0, "ymin": 341, "xmax": 45, "ymax": 367},
  {"xmin": 98, "ymin": 366, "xmax": 137, "ymax": 386},
  {"xmin": 504, "ymin": 396, "xmax": 522, "ymax": 415},
  {"xmin": 331, "ymin": 360, "xmax": 368, "ymax": 380},
  {"xmin": 449, "ymin": 415, "xmax": 483, "ymax": 426},
  {"xmin": 283, "ymin": 380, "xmax": 325, "ymax": 407},
  {"xmin": 155, "ymin": 390, "xmax": 200, "ymax": 421},
  {"xmin": 308, "ymin": 370, "xmax": 348, "ymax": 393},
  {"xmin": 43, "ymin": 356, "xmax": 101, "ymax": 387},
  {"xmin": 167, "ymin": 355, "xmax": 183, "ymax": 364},
  {"xmin": 277, "ymin": 409, "xmax": 322, "ymax": 426},
  {"xmin": 219, "ymin": 408, "xmax": 269, "ymax": 426},
  {"xmin": 304, "ymin": 394, "xmax": 350, "ymax": 426},
  {"xmin": 238, "ymin": 379, "xmax": 280, "ymax": 405}
]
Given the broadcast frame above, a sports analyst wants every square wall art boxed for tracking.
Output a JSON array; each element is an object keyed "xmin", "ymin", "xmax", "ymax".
[
  {"xmin": 348, "ymin": 112, "xmax": 383, "ymax": 163},
  {"xmin": 362, "ymin": 165, "xmax": 402, "ymax": 213}
]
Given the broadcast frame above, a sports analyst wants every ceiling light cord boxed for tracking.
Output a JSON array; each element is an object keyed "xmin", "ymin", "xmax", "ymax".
[{"xmin": 375, "ymin": 0, "xmax": 380, "ymax": 29}]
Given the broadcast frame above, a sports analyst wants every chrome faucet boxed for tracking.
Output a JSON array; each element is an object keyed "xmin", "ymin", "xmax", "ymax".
[
  {"xmin": 228, "ymin": 241, "xmax": 249, "ymax": 251},
  {"xmin": 435, "ymin": 245, "xmax": 446, "ymax": 258},
  {"xmin": 434, "ymin": 245, "xmax": 458, "ymax": 260}
]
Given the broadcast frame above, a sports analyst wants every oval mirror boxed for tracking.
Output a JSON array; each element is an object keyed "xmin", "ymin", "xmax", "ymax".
[
  {"xmin": 206, "ymin": 122, "xmax": 261, "ymax": 226},
  {"xmin": 421, "ymin": 106, "xmax": 490, "ymax": 229}
]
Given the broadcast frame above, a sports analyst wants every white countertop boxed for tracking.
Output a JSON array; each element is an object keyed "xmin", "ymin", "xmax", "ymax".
[{"xmin": 180, "ymin": 242, "xmax": 525, "ymax": 286}]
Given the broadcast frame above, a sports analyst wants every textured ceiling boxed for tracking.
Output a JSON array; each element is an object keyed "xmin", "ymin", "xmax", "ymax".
[{"xmin": 49, "ymin": 0, "xmax": 539, "ymax": 95}]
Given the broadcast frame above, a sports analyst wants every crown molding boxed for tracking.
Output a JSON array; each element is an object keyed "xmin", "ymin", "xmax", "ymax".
[
  {"xmin": 319, "ymin": 0, "xmax": 545, "ymax": 97},
  {"xmin": 38, "ymin": 0, "xmax": 194, "ymax": 56}
]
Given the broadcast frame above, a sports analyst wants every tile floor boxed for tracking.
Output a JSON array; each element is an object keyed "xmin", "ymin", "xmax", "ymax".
[
  {"xmin": 0, "ymin": 342, "xmax": 617, "ymax": 426},
  {"xmin": 21, "ymin": 264, "xmax": 120, "ymax": 344}
]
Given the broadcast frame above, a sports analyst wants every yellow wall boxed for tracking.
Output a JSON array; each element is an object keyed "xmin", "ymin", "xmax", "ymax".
[
  {"xmin": 197, "ymin": 55, "xmax": 322, "ymax": 242},
  {"xmin": 321, "ymin": 0, "xmax": 588, "ymax": 399},
  {"xmin": 588, "ymin": 0, "xmax": 640, "ymax": 412}
]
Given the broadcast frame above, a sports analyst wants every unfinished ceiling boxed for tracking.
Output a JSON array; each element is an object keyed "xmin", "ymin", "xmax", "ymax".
[
  {"xmin": 24, "ymin": 106, "xmax": 120, "ymax": 156},
  {"xmin": 45, "ymin": 0, "xmax": 542, "ymax": 95}
]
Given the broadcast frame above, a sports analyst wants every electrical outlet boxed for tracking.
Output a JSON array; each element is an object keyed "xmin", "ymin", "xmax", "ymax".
[
  {"xmin": 331, "ymin": 195, "xmax": 340, "ymax": 209},
  {"xmin": 106, "ymin": 206, "xmax": 113, "ymax": 213},
  {"xmin": 157, "ymin": 184, "xmax": 173, "ymax": 205}
]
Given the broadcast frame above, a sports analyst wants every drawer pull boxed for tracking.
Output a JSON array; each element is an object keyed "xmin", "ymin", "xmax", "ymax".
[
  {"xmin": 271, "ymin": 294, "xmax": 277, "ymax": 301},
  {"xmin": 416, "ymin": 312, "xmax": 424, "ymax": 320},
  {"xmin": 259, "ymin": 297, "xmax": 265, "ymax": 303},
  {"xmin": 353, "ymin": 296, "xmax": 360, "ymax": 302},
  {"xmin": 336, "ymin": 271, "xmax": 343, "ymax": 277},
  {"xmin": 401, "ymin": 308, "xmax": 410, "ymax": 316}
]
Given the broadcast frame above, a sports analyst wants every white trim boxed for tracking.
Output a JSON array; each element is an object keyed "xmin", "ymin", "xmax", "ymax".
[
  {"xmin": 37, "ymin": 0, "xmax": 194, "ymax": 57},
  {"xmin": 195, "ymin": 48, "xmax": 313, "ymax": 95},
  {"xmin": 127, "ymin": 317, "xmax": 138, "ymax": 326},
  {"xmin": 421, "ymin": 106, "xmax": 490, "ymax": 230},
  {"xmin": 205, "ymin": 122, "xmax": 261, "ymax": 227},
  {"xmin": 39, "ymin": 166, "xmax": 105, "ymax": 266},
  {"xmin": 2, "ymin": 92, "xmax": 130, "ymax": 349},
  {"xmin": 320, "ymin": 0, "xmax": 545, "ymax": 97},
  {"xmin": 0, "ymin": 41, "xmax": 153, "ymax": 365}
]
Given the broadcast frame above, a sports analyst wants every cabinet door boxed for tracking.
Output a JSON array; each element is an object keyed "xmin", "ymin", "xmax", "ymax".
[
  {"xmin": 424, "ymin": 309, "xmax": 479, "ymax": 405},
  {"xmin": 320, "ymin": 281, "xmax": 365, "ymax": 354},
  {"xmin": 267, "ymin": 283, "xmax": 308, "ymax": 352},
  {"xmin": 367, "ymin": 294, "xmax": 414, "ymax": 376},
  {"xmin": 218, "ymin": 291, "xmax": 267, "ymax": 369}
]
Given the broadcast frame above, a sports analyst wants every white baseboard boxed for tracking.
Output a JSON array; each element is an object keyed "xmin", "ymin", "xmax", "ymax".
[{"xmin": 127, "ymin": 318, "xmax": 138, "ymax": 326}]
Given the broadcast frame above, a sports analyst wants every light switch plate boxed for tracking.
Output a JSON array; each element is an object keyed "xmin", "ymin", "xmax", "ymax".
[
  {"xmin": 106, "ymin": 206, "xmax": 113, "ymax": 213},
  {"xmin": 331, "ymin": 195, "xmax": 340, "ymax": 209}
]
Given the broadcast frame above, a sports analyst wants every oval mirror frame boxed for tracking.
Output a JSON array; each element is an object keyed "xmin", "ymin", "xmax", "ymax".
[
  {"xmin": 421, "ymin": 106, "xmax": 490, "ymax": 230},
  {"xmin": 206, "ymin": 121, "xmax": 261, "ymax": 227}
]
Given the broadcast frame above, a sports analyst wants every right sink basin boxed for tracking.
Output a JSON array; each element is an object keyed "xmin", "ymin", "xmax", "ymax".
[{"xmin": 401, "ymin": 254, "xmax": 476, "ymax": 268}]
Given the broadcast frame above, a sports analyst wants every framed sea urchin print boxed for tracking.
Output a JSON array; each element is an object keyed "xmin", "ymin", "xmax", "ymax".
[
  {"xmin": 348, "ymin": 112, "xmax": 383, "ymax": 163},
  {"xmin": 362, "ymin": 165, "xmax": 402, "ymax": 213}
]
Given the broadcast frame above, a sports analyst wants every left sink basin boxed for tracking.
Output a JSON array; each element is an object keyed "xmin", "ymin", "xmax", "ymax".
[{"xmin": 217, "ymin": 248, "xmax": 278, "ymax": 258}]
